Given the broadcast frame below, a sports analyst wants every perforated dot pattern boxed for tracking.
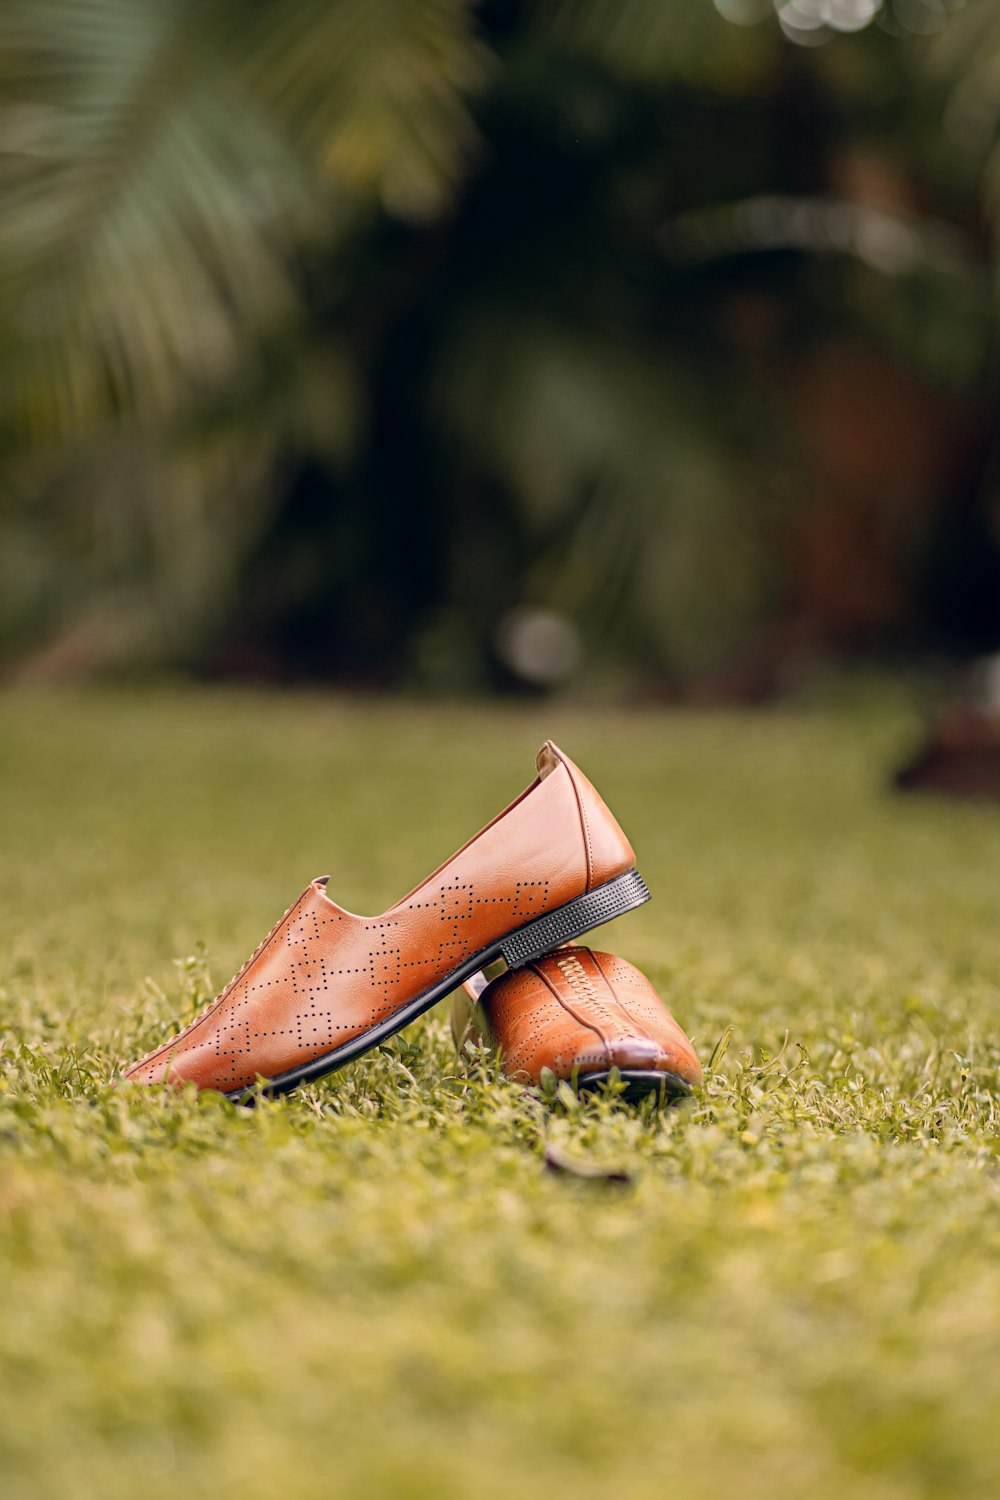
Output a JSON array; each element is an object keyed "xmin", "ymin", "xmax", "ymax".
[
  {"xmin": 482, "ymin": 965, "xmax": 608, "ymax": 1080},
  {"xmin": 129, "ymin": 867, "xmax": 565, "ymax": 1092}
]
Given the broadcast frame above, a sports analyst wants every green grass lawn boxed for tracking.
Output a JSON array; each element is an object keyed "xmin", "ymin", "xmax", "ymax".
[{"xmin": 1, "ymin": 686, "xmax": 998, "ymax": 1500}]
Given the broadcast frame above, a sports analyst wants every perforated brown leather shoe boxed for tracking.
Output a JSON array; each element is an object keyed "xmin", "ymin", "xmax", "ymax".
[
  {"xmin": 125, "ymin": 742, "xmax": 648, "ymax": 1100},
  {"xmin": 452, "ymin": 944, "xmax": 702, "ymax": 1104}
]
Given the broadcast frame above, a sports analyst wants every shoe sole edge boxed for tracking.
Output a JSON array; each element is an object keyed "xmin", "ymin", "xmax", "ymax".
[{"xmin": 575, "ymin": 1068, "xmax": 693, "ymax": 1106}]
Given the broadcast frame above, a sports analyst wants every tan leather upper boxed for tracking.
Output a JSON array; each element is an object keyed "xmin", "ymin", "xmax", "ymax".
[
  {"xmin": 453, "ymin": 944, "xmax": 702, "ymax": 1087},
  {"xmin": 125, "ymin": 742, "xmax": 635, "ymax": 1093}
]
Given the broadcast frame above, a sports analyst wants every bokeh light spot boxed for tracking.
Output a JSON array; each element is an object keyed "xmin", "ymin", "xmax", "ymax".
[{"xmin": 494, "ymin": 608, "xmax": 582, "ymax": 688}]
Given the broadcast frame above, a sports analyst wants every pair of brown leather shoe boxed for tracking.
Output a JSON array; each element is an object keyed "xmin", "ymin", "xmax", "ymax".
[{"xmin": 125, "ymin": 742, "xmax": 702, "ymax": 1104}]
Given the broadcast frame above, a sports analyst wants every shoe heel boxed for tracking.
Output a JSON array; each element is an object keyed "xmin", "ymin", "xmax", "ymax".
[{"xmin": 499, "ymin": 869, "xmax": 650, "ymax": 969}]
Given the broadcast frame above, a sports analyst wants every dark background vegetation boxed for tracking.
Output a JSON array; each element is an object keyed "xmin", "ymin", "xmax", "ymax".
[{"xmin": 2, "ymin": 0, "xmax": 1000, "ymax": 697}]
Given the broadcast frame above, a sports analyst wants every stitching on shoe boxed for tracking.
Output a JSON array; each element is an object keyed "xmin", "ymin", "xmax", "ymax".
[
  {"xmin": 561, "ymin": 763, "xmax": 594, "ymax": 892},
  {"xmin": 589, "ymin": 950, "xmax": 659, "ymax": 1046},
  {"xmin": 527, "ymin": 953, "xmax": 608, "ymax": 1050},
  {"xmin": 553, "ymin": 950, "xmax": 627, "ymax": 1037}
]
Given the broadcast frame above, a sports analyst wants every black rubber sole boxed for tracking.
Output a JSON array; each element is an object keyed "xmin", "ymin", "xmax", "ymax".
[
  {"xmin": 227, "ymin": 868, "xmax": 650, "ymax": 1104},
  {"xmin": 576, "ymin": 1068, "xmax": 692, "ymax": 1107}
]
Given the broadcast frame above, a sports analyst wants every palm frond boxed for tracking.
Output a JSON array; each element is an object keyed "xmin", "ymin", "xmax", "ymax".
[
  {"xmin": 239, "ymin": 0, "xmax": 488, "ymax": 218},
  {"xmin": 0, "ymin": 0, "xmax": 485, "ymax": 443},
  {"xmin": 0, "ymin": 1, "xmax": 309, "ymax": 438}
]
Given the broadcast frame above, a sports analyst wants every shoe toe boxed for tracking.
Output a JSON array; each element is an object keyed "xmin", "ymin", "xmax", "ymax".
[{"xmin": 606, "ymin": 1035, "xmax": 666, "ymax": 1071}]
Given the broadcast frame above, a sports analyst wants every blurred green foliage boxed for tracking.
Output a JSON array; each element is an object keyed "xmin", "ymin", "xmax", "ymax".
[{"xmin": 1, "ymin": 1, "xmax": 1000, "ymax": 686}]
